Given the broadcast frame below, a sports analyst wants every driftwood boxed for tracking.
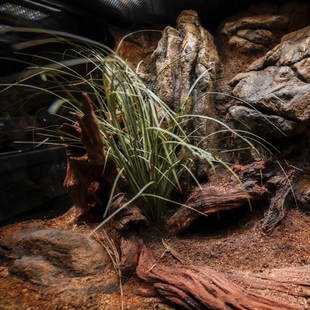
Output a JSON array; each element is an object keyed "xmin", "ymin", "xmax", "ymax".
[
  {"xmin": 167, "ymin": 161, "xmax": 298, "ymax": 234},
  {"xmin": 167, "ymin": 161, "xmax": 268, "ymax": 234},
  {"xmin": 262, "ymin": 170, "xmax": 295, "ymax": 233},
  {"xmin": 61, "ymin": 96, "xmax": 296, "ymax": 233},
  {"xmin": 111, "ymin": 160, "xmax": 307, "ymax": 310},
  {"xmin": 60, "ymin": 93, "xmax": 119, "ymax": 223},
  {"xmin": 119, "ymin": 229, "xmax": 144, "ymax": 276},
  {"xmin": 109, "ymin": 194, "xmax": 148, "ymax": 231},
  {"xmin": 134, "ymin": 244, "xmax": 304, "ymax": 310},
  {"xmin": 116, "ymin": 229, "xmax": 307, "ymax": 309},
  {"xmin": 60, "ymin": 92, "xmax": 150, "ymax": 225},
  {"xmin": 229, "ymin": 266, "xmax": 310, "ymax": 299},
  {"xmin": 115, "ymin": 226, "xmax": 309, "ymax": 309},
  {"xmin": 166, "ymin": 181, "xmax": 268, "ymax": 234},
  {"xmin": 59, "ymin": 95, "xmax": 305, "ymax": 308}
]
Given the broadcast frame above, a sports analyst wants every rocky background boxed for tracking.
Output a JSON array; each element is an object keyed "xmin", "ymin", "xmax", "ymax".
[{"xmin": 114, "ymin": 0, "xmax": 310, "ymax": 196}]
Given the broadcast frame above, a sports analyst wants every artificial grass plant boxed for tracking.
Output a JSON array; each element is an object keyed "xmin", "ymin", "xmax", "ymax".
[{"xmin": 0, "ymin": 28, "xmax": 270, "ymax": 222}]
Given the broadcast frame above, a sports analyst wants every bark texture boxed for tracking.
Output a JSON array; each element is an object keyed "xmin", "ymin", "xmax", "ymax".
[
  {"xmin": 262, "ymin": 169, "xmax": 296, "ymax": 233},
  {"xmin": 61, "ymin": 93, "xmax": 119, "ymax": 223},
  {"xmin": 166, "ymin": 161, "xmax": 299, "ymax": 234},
  {"xmin": 134, "ymin": 243, "xmax": 304, "ymax": 310}
]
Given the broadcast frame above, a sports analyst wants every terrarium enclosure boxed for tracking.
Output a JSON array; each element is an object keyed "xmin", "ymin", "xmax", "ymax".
[{"xmin": 1, "ymin": 1, "xmax": 310, "ymax": 309}]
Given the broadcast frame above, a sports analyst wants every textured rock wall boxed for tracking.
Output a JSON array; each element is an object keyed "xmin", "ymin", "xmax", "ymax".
[
  {"xmin": 114, "ymin": 1, "xmax": 310, "ymax": 164},
  {"xmin": 229, "ymin": 25, "xmax": 310, "ymax": 143},
  {"xmin": 151, "ymin": 10, "xmax": 219, "ymax": 147},
  {"xmin": 218, "ymin": 1, "xmax": 310, "ymax": 160}
]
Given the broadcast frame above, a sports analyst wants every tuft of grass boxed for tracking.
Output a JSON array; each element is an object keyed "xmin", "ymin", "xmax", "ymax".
[{"xmin": 0, "ymin": 28, "xmax": 272, "ymax": 223}]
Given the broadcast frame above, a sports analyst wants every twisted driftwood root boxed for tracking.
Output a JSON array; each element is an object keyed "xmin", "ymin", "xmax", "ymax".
[
  {"xmin": 119, "ymin": 229, "xmax": 145, "ymax": 276},
  {"xmin": 116, "ymin": 231, "xmax": 309, "ymax": 309},
  {"xmin": 112, "ymin": 186, "xmax": 308, "ymax": 310},
  {"xmin": 60, "ymin": 93, "xmax": 119, "ymax": 223},
  {"xmin": 109, "ymin": 194, "xmax": 148, "ymax": 232},
  {"xmin": 135, "ymin": 244, "xmax": 304, "ymax": 310},
  {"xmin": 60, "ymin": 92, "xmax": 149, "ymax": 225},
  {"xmin": 262, "ymin": 169, "xmax": 296, "ymax": 233},
  {"xmin": 166, "ymin": 161, "xmax": 268, "ymax": 233},
  {"xmin": 166, "ymin": 181, "xmax": 268, "ymax": 234},
  {"xmin": 167, "ymin": 161, "xmax": 299, "ymax": 234},
  {"xmin": 229, "ymin": 266, "xmax": 310, "ymax": 299}
]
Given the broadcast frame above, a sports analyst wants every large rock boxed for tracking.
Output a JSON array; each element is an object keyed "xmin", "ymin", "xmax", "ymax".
[
  {"xmin": 249, "ymin": 26, "xmax": 310, "ymax": 70},
  {"xmin": 294, "ymin": 176, "xmax": 310, "ymax": 210},
  {"xmin": 0, "ymin": 227, "xmax": 118, "ymax": 293},
  {"xmin": 229, "ymin": 106, "xmax": 299, "ymax": 139},
  {"xmin": 222, "ymin": 14, "xmax": 289, "ymax": 53},
  {"xmin": 221, "ymin": 1, "xmax": 310, "ymax": 53},
  {"xmin": 152, "ymin": 10, "xmax": 219, "ymax": 147},
  {"xmin": 231, "ymin": 26, "xmax": 310, "ymax": 124}
]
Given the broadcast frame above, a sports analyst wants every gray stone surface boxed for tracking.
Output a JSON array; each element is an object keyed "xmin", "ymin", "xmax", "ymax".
[
  {"xmin": 0, "ymin": 227, "xmax": 118, "ymax": 293},
  {"xmin": 229, "ymin": 106, "xmax": 299, "ymax": 139},
  {"xmin": 231, "ymin": 26, "xmax": 310, "ymax": 124},
  {"xmin": 152, "ymin": 10, "xmax": 219, "ymax": 147},
  {"xmin": 294, "ymin": 177, "xmax": 310, "ymax": 210},
  {"xmin": 222, "ymin": 14, "xmax": 288, "ymax": 52},
  {"xmin": 249, "ymin": 26, "xmax": 310, "ymax": 70}
]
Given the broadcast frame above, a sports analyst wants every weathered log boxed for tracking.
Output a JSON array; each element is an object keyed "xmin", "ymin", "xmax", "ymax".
[
  {"xmin": 166, "ymin": 161, "xmax": 298, "ymax": 234},
  {"xmin": 166, "ymin": 161, "xmax": 268, "ymax": 233},
  {"xmin": 262, "ymin": 170, "xmax": 295, "ymax": 233},
  {"xmin": 135, "ymin": 244, "xmax": 304, "ymax": 310},
  {"xmin": 229, "ymin": 266, "xmax": 310, "ymax": 299},
  {"xmin": 119, "ymin": 229, "xmax": 144, "ymax": 276},
  {"xmin": 61, "ymin": 93, "xmax": 119, "ymax": 223},
  {"xmin": 166, "ymin": 161, "xmax": 270, "ymax": 234},
  {"xmin": 63, "ymin": 155, "xmax": 116, "ymax": 223},
  {"xmin": 76, "ymin": 93, "xmax": 106, "ymax": 164},
  {"xmin": 110, "ymin": 195, "xmax": 148, "ymax": 231},
  {"xmin": 116, "ymin": 215, "xmax": 308, "ymax": 309},
  {"xmin": 256, "ymin": 265, "xmax": 310, "ymax": 287},
  {"xmin": 166, "ymin": 181, "xmax": 268, "ymax": 234}
]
